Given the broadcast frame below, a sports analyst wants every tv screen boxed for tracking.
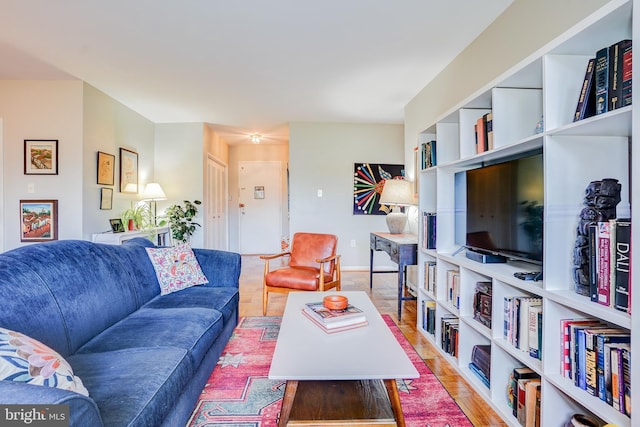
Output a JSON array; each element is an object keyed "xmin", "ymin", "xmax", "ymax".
[{"xmin": 462, "ymin": 150, "xmax": 544, "ymax": 264}]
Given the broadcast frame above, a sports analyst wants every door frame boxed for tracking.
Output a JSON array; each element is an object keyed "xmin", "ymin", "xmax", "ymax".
[{"xmin": 205, "ymin": 154, "xmax": 229, "ymax": 250}]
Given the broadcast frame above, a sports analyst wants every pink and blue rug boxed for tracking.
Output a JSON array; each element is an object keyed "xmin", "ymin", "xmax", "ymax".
[{"xmin": 187, "ymin": 315, "xmax": 472, "ymax": 427}]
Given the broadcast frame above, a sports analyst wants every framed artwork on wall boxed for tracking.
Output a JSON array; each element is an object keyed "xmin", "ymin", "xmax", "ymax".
[
  {"xmin": 119, "ymin": 147, "xmax": 138, "ymax": 193},
  {"xmin": 353, "ymin": 162, "xmax": 404, "ymax": 215},
  {"xmin": 24, "ymin": 139, "xmax": 58, "ymax": 175},
  {"xmin": 97, "ymin": 151, "xmax": 115, "ymax": 185},
  {"xmin": 20, "ymin": 199, "xmax": 58, "ymax": 242},
  {"xmin": 100, "ymin": 187, "xmax": 113, "ymax": 210}
]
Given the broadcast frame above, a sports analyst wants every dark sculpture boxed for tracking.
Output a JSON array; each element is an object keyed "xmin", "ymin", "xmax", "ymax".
[{"xmin": 573, "ymin": 178, "xmax": 621, "ymax": 296}]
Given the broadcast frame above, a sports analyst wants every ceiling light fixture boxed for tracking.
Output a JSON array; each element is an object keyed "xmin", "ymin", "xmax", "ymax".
[{"xmin": 251, "ymin": 134, "xmax": 262, "ymax": 144}]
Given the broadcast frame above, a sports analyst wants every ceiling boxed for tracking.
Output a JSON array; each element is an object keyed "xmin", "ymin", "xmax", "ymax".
[{"xmin": 0, "ymin": 0, "xmax": 512, "ymax": 145}]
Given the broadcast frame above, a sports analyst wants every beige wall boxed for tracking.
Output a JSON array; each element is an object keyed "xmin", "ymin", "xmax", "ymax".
[
  {"xmin": 82, "ymin": 83, "xmax": 156, "ymax": 238},
  {"xmin": 0, "ymin": 80, "xmax": 84, "ymax": 250},
  {"xmin": 404, "ymin": 0, "xmax": 610, "ymax": 173},
  {"xmin": 289, "ymin": 122, "xmax": 405, "ymax": 269}
]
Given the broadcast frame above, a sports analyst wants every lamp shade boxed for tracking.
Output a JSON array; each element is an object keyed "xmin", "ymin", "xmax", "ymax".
[
  {"xmin": 141, "ymin": 182, "xmax": 167, "ymax": 201},
  {"xmin": 379, "ymin": 179, "xmax": 415, "ymax": 206}
]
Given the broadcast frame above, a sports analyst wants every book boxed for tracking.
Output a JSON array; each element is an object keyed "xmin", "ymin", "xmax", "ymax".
[
  {"xmin": 468, "ymin": 362, "xmax": 490, "ymax": 388},
  {"xmin": 621, "ymin": 345, "xmax": 631, "ymax": 415},
  {"xmin": 301, "ymin": 309, "xmax": 368, "ymax": 334},
  {"xmin": 302, "ymin": 301, "xmax": 366, "ymax": 326},
  {"xmin": 597, "ymin": 221, "xmax": 611, "ymax": 306},
  {"xmin": 472, "ymin": 281, "xmax": 492, "ymax": 328},
  {"xmin": 524, "ymin": 379, "xmax": 541, "ymax": 427},
  {"xmin": 611, "ymin": 345, "xmax": 622, "ymax": 411},
  {"xmin": 518, "ymin": 378, "xmax": 540, "ymax": 426},
  {"xmin": 528, "ymin": 305, "xmax": 542, "ymax": 360},
  {"xmin": 595, "ymin": 46, "xmax": 609, "ymax": 114},
  {"xmin": 574, "ymin": 57, "xmax": 596, "ymax": 121},
  {"xmin": 588, "ymin": 224, "xmax": 599, "ymax": 302},
  {"xmin": 511, "ymin": 367, "xmax": 539, "ymax": 418},
  {"xmin": 609, "ymin": 39, "xmax": 632, "ymax": 110},
  {"xmin": 471, "ymin": 344, "xmax": 491, "ymax": 379},
  {"xmin": 476, "ymin": 116, "xmax": 486, "ymax": 153},
  {"xmin": 594, "ymin": 329, "xmax": 630, "ymax": 402},
  {"xmin": 620, "ymin": 40, "xmax": 632, "ymax": 108},
  {"xmin": 484, "ymin": 112, "xmax": 494, "ymax": 150},
  {"xmin": 614, "ymin": 218, "xmax": 631, "ymax": 312}
]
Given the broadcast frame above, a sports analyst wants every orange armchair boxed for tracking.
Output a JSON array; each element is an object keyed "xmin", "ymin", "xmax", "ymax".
[{"xmin": 260, "ymin": 232, "xmax": 341, "ymax": 315}]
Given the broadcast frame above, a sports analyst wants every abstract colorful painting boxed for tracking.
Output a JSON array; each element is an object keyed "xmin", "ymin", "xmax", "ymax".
[{"xmin": 353, "ymin": 163, "xmax": 404, "ymax": 215}]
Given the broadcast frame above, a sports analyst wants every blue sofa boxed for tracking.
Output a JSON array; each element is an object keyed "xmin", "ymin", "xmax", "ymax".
[{"xmin": 0, "ymin": 238, "xmax": 241, "ymax": 426}]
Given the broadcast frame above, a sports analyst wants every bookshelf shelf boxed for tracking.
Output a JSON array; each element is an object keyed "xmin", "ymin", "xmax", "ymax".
[{"xmin": 415, "ymin": 1, "xmax": 635, "ymax": 425}]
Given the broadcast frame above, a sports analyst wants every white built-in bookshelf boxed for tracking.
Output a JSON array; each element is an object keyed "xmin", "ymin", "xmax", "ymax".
[{"xmin": 415, "ymin": 1, "xmax": 636, "ymax": 425}]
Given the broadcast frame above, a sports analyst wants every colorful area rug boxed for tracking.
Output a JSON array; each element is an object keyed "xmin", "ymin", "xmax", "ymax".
[{"xmin": 187, "ymin": 315, "xmax": 472, "ymax": 427}]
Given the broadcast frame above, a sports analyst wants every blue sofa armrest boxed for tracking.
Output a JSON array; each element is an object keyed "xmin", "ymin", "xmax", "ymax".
[
  {"xmin": 0, "ymin": 381, "xmax": 104, "ymax": 427},
  {"xmin": 193, "ymin": 248, "xmax": 241, "ymax": 288}
]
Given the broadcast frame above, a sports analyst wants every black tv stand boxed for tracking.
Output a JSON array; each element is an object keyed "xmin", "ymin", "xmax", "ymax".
[{"xmin": 465, "ymin": 248, "xmax": 507, "ymax": 264}]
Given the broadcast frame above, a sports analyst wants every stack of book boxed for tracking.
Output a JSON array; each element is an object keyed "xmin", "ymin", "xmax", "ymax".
[
  {"xmin": 507, "ymin": 367, "xmax": 541, "ymax": 427},
  {"xmin": 302, "ymin": 301, "xmax": 368, "ymax": 334}
]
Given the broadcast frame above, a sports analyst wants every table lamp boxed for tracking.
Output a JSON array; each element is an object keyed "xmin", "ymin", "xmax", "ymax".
[
  {"xmin": 379, "ymin": 179, "xmax": 415, "ymax": 234},
  {"xmin": 141, "ymin": 182, "xmax": 167, "ymax": 225}
]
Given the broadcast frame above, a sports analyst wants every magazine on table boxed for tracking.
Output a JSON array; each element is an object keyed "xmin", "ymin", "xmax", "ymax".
[
  {"xmin": 303, "ymin": 301, "xmax": 366, "ymax": 323},
  {"xmin": 301, "ymin": 309, "xmax": 368, "ymax": 333}
]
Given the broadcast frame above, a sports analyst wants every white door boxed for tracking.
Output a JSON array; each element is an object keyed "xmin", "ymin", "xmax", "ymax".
[
  {"xmin": 238, "ymin": 161, "xmax": 282, "ymax": 254},
  {"xmin": 205, "ymin": 156, "xmax": 228, "ymax": 250}
]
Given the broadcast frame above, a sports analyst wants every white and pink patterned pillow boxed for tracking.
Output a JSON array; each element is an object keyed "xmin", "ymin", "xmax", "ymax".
[
  {"xmin": 0, "ymin": 328, "xmax": 89, "ymax": 396},
  {"xmin": 146, "ymin": 244, "xmax": 209, "ymax": 295}
]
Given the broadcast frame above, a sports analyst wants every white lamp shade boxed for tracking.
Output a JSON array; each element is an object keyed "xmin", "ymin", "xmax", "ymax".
[
  {"xmin": 142, "ymin": 182, "xmax": 167, "ymax": 201},
  {"xmin": 379, "ymin": 179, "xmax": 415, "ymax": 206}
]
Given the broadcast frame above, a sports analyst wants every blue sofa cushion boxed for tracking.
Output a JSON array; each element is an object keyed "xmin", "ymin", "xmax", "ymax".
[
  {"xmin": 76, "ymin": 307, "xmax": 223, "ymax": 372},
  {"xmin": 67, "ymin": 347, "xmax": 191, "ymax": 427},
  {"xmin": 142, "ymin": 286, "xmax": 239, "ymax": 324}
]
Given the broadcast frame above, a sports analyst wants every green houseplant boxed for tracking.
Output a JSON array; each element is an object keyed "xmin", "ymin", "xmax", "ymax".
[
  {"xmin": 161, "ymin": 200, "xmax": 202, "ymax": 244},
  {"xmin": 121, "ymin": 202, "xmax": 152, "ymax": 231}
]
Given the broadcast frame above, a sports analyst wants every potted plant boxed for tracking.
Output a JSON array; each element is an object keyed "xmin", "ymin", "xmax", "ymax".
[
  {"xmin": 121, "ymin": 202, "xmax": 152, "ymax": 231},
  {"xmin": 160, "ymin": 200, "xmax": 202, "ymax": 244}
]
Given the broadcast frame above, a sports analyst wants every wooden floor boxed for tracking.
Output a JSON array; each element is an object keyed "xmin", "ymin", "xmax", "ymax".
[{"xmin": 239, "ymin": 255, "xmax": 507, "ymax": 427}]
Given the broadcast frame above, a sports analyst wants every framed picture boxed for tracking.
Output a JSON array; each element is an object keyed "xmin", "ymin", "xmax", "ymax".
[
  {"xmin": 353, "ymin": 163, "xmax": 404, "ymax": 215},
  {"xmin": 119, "ymin": 148, "xmax": 138, "ymax": 193},
  {"xmin": 109, "ymin": 218, "xmax": 125, "ymax": 233},
  {"xmin": 100, "ymin": 187, "xmax": 113, "ymax": 210},
  {"xmin": 97, "ymin": 151, "xmax": 115, "ymax": 185},
  {"xmin": 24, "ymin": 140, "xmax": 58, "ymax": 175},
  {"xmin": 20, "ymin": 200, "xmax": 58, "ymax": 242}
]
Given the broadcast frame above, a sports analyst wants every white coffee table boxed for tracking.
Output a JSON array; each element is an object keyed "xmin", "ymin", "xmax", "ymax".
[{"xmin": 269, "ymin": 291, "xmax": 419, "ymax": 426}]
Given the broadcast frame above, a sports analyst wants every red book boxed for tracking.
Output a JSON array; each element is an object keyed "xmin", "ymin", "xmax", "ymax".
[
  {"xmin": 597, "ymin": 221, "xmax": 611, "ymax": 306},
  {"xmin": 476, "ymin": 117, "xmax": 486, "ymax": 153}
]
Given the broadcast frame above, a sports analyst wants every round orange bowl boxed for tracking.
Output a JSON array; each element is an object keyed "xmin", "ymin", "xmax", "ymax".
[{"xmin": 323, "ymin": 295, "xmax": 348, "ymax": 310}]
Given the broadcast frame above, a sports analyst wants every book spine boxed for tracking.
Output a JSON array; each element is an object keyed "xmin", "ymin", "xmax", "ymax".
[
  {"xmin": 621, "ymin": 40, "xmax": 632, "ymax": 107},
  {"xmin": 597, "ymin": 221, "xmax": 611, "ymax": 306},
  {"xmin": 574, "ymin": 58, "xmax": 596, "ymax": 121},
  {"xmin": 621, "ymin": 347, "xmax": 631, "ymax": 415},
  {"xmin": 611, "ymin": 348, "xmax": 621, "ymax": 410},
  {"xmin": 614, "ymin": 219, "xmax": 631, "ymax": 312},
  {"xmin": 609, "ymin": 41, "xmax": 622, "ymax": 110},
  {"xmin": 595, "ymin": 46, "xmax": 609, "ymax": 114},
  {"xmin": 475, "ymin": 117, "xmax": 486, "ymax": 153},
  {"xmin": 528, "ymin": 306, "xmax": 542, "ymax": 359},
  {"xmin": 589, "ymin": 224, "xmax": 599, "ymax": 302},
  {"xmin": 485, "ymin": 112, "xmax": 494, "ymax": 150},
  {"xmin": 584, "ymin": 330, "xmax": 598, "ymax": 396}
]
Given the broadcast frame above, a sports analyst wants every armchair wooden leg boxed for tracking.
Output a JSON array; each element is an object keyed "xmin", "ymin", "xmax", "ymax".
[{"xmin": 263, "ymin": 287, "xmax": 268, "ymax": 316}]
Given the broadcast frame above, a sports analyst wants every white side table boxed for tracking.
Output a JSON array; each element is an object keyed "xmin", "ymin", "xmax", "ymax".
[{"xmin": 92, "ymin": 226, "xmax": 170, "ymax": 246}]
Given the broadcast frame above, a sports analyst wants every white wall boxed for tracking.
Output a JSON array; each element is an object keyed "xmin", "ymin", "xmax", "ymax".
[
  {"xmin": 289, "ymin": 122, "xmax": 405, "ymax": 269},
  {"xmin": 0, "ymin": 80, "xmax": 84, "ymax": 250},
  {"xmin": 82, "ymin": 83, "xmax": 156, "ymax": 238},
  {"xmin": 154, "ymin": 123, "xmax": 206, "ymax": 248}
]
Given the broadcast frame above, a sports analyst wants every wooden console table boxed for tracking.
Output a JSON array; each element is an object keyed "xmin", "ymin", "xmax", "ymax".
[{"xmin": 369, "ymin": 232, "xmax": 418, "ymax": 321}]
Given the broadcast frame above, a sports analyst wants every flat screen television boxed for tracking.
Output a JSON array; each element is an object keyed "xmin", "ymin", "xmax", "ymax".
[{"xmin": 459, "ymin": 149, "xmax": 544, "ymax": 265}]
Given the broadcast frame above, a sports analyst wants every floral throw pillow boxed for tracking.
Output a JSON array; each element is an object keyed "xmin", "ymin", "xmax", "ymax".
[
  {"xmin": 146, "ymin": 244, "xmax": 209, "ymax": 295},
  {"xmin": 0, "ymin": 328, "xmax": 89, "ymax": 396}
]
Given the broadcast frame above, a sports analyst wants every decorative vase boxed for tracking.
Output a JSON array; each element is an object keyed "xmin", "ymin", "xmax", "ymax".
[
  {"xmin": 128, "ymin": 219, "xmax": 135, "ymax": 231},
  {"xmin": 564, "ymin": 414, "xmax": 600, "ymax": 427}
]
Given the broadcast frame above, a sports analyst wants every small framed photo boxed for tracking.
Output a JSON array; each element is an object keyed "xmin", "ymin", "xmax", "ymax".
[
  {"xmin": 97, "ymin": 151, "xmax": 115, "ymax": 185},
  {"xmin": 20, "ymin": 200, "xmax": 58, "ymax": 242},
  {"xmin": 119, "ymin": 147, "xmax": 138, "ymax": 193},
  {"xmin": 109, "ymin": 218, "xmax": 125, "ymax": 233},
  {"xmin": 100, "ymin": 187, "xmax": 113, "ymax": 210},
  {"xmin": 24, "ymin": 140, "xmax": 58, "ymax": 175}
]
